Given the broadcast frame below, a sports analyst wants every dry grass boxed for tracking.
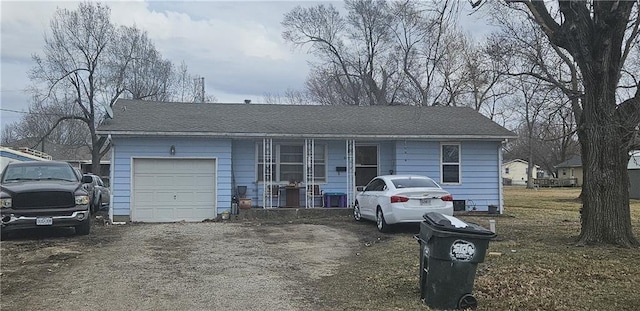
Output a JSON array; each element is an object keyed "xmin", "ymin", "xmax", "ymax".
[{"xmin": 312, "ymin": 186, "xmax": 640, "ymax": 311}]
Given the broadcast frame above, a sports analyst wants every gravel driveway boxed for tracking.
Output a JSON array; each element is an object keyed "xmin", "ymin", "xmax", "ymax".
[{"xmin": 1, "ymin": 221, "xmax": 359, "ymax": 310}]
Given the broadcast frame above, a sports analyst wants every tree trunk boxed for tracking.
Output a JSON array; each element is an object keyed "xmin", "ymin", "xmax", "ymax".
[
  {"xmin": 526, "ymin": 137, "xmax": 535, "ymax": 189},
  {"xmin": 577, "ymin": 78, "xmax": 638, "ymax": 247}
]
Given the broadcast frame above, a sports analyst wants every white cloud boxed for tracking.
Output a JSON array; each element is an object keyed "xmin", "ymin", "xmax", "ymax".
[{"xmin": 1, "ymin": 0, "xmax": 313, "ymax": 128}]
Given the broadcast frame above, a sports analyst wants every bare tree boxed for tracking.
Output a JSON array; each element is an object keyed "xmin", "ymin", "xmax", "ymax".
[
  {"xmin": 283, "ymin": 0, "xmax": 467, "ymax": 106},
  {"xmin": 263, "ymin": 88, "xmax": 312, "ymax": 105},
  {"xmin": 29, "ymin": 3, "xmax": 115, "ymax": 173},
  {"xmin": 509, "ymin": 75, "xmax": 558, "ymax": 188},
  {"xmin": 25, "ymin": 2, "xmax": 205, "ymax": 173},
  {"xmin": 489, "ymin": 0, "xmax": 640, "ymax": 246}
]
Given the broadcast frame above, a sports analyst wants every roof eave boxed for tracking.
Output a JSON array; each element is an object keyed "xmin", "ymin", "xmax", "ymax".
[{"xmin": 96, "ymin": 130, "xmax": 518, "ymax": 141}]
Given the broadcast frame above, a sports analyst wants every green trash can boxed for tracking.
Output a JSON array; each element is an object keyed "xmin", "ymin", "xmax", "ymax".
[{"xmin": 417, "ymin": 212, "xmax": 496, "ymax": 310}]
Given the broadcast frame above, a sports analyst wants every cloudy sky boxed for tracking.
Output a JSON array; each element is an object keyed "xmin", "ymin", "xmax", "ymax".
[{"xmin": 0, "ymin": 1, "xmax": 490, "ymax": 129}]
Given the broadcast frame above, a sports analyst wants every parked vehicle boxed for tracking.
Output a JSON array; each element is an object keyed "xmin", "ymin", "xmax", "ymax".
[
  {"xmin": 354, "ymin": 175, "xmax": 454, "ymax": 232},
  {"xmin": 0, "ymin": 161, "xmax": 93, "ymax": 236},
  {"xmin": 82, "ymin": 173, "xmax": 110, "ymax": 213}
]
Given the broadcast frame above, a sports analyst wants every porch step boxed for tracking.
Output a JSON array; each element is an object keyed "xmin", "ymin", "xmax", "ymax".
[{"xmin": 236, "ymin": 207, "xmax": 353, "ymax": 221}]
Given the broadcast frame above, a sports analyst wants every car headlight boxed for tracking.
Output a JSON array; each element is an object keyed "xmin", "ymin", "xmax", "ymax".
[
  {"xmin": 0, "ymin": 198, "xmax": 12, "ymax": 208},
  {"xmin": 75, "ymin": 195, "xmax": 90, "ymax": 205}
]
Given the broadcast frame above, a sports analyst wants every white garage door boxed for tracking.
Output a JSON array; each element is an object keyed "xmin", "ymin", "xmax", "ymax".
[{"xmin": 132, "ymin": 158, "xmax": 216, "ymax": 222}]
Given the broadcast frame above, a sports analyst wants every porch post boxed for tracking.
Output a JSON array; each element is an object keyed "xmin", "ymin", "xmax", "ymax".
[
  {"xmin": 305, "ymin": 139, "xmax": 315, "ymax": 208},
  {"xmin": 346, "ymin": 139, "xmax": 355, "ymax": 208},
  {"xmin": 262, "ymin": 138, "xmax": 274, "ymax": 209}
]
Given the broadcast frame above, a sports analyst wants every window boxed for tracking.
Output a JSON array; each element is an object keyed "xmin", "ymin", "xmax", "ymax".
[
  {"xmin": 257, "ymin": 143, "xmax": 327, "ymax": 183},
  {"xmin": 279, "ymin": 145, "xmax": 304, "ymax": 182},
  {"xmin": 364, "ymin": 178, "xmax": 386, "ymax": 191},
  {"xmin": 391, "ymin": 177, "xmax": 438, "ymax": 189},
  {"xmin": 505, "ymin": 167, "xmax": 510, "ymax": 175},
  {"xmin": 441, "ymin": 143, "xmax": 460, "ymax": 184}
]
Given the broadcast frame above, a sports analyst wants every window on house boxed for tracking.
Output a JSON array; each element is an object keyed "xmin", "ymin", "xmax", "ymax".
[
  {"xmin": 562, "ymin": 169, "xmax": 567, "ymax": 176},
  {"xmin": 505, "ymin": 167, "xmax": 510, "ymax": 174},
  {"xmin": 441, "ymin": 143, "xmax": 460, "ymax": 183},
  {"xmin": 257, "ymin": 143, "xmax": 327, "ymax": 183}
]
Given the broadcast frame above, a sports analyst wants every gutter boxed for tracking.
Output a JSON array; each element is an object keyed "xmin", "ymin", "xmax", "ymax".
[{"xmin": 96, "ymin": 130, "xmax": 518, "ymax": 141}]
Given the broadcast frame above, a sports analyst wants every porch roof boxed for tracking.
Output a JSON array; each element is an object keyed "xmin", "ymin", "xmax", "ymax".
[{"xmin": 97, "ymin": 99, "xmax": 516, "ymax": 140}]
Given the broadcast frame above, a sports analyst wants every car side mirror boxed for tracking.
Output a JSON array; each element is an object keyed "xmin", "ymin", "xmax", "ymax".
[
  {"xmin": 82, "ymin": 175, "xmax": 93, "ymax": 183},
  {"xmin": 356, "ymin": 186, "xmax": 365, "ymax": 192}
]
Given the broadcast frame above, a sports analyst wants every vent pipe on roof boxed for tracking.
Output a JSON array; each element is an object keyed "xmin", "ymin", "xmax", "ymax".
[{"xmin": 244, "ymin": 99, "xmax": 251, "ymax": 104}]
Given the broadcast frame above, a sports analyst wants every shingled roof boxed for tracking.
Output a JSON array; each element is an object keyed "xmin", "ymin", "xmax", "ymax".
[{"xmin": 97, "ymin": 99, "xmax": 516, "ymax": 140}]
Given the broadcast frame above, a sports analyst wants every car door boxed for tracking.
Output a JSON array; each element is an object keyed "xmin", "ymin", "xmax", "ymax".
[{"xmin": 359, "ymin": 178, "xmax": 385, "ymax": 218}]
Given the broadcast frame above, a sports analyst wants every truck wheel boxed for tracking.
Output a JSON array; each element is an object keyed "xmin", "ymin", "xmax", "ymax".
[{"xmin": 75, "ymin": 217, "xmax": 91, "ymax": 235}]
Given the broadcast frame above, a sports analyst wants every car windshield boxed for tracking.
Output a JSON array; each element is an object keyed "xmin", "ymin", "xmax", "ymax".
[
  {"xmin": 2, "ymin": 164, "xmax": 77, "ymax": 183},
  {"xmin": 391, "ymin": 178, "xmax": 438, "ymax": 189}
]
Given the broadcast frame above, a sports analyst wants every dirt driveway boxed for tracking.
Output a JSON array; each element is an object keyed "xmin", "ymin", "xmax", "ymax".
[{"xmin": 0, "ymin": 217, "xmax": 364, "ymax": 311}]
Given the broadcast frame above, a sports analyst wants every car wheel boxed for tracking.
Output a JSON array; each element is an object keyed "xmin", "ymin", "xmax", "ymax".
[
  {"xmin": 376, "ymin": 208, "xmax": 389, "ymax": 233},
  {"xmin": 353, "ymin": 202, "xmax": 362, "ymax": 221},
  {"xmin": 91, "ymin": 194, "xmax": 101, "ymax": 214},
  {"xmin": 75, "ymin": 216, "xmax": 91, "ymax": 236}
]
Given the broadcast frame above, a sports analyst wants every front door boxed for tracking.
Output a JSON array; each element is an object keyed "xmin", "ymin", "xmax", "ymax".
[{"xmin": 356, "ymin": 145, "xmax": 378, "ymax": 186}]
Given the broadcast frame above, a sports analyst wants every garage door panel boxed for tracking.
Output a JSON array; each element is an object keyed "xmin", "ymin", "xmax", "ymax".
[{"xmin": 132, "ymin": 158, "xmax": 216, "ymax": 222}]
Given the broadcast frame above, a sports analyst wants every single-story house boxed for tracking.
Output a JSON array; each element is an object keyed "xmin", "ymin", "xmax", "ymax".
[
  {"xmin": 555, "ymin": 156, "xmax": 583, "ymax": 186},
  {"xmin": 0, "ymin": 146, "xmax": 51, "ymax": 172},
  {"xmin": 502, "ymin": 159, "xmax": 540, "ymax": 185},
  {"xmin": 96, "ymin": 99, "xmax": 517, "ymax": 223},
  {"xmin": 3, "ymin": 139, "xmax": 111, "ymax": 183},
  {"xmin": 629, "ymin": 151, "xmax": 640, "ymax": 199}
]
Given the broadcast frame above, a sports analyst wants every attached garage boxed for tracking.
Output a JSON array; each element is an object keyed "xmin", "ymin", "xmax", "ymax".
[{"xmin": 132, "ymin": 158, "xmax": 217, "ymax": 222}]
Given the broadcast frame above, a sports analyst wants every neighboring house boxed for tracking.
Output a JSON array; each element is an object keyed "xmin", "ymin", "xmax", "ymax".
[
  {"xmin": 502, "ymin": 159, "xmax": 540, "ymax": 185},
  {"xmin": 628, "ymin": 151, "xmax": 640, "ymax": 199},
  {"xmin": 3, "ymin": 139, "xmax": 111, "ymax": 184},
  {"xmin": 0, "ymin": 146, "xmax": 51, "ymax": 172},
  {"xmin": 96, "ymin": 99, "xmax": 517, "ymax": 223},
  {"xmin": 555, "ymin": 157, "xmax": 583, "ymax": 186}
]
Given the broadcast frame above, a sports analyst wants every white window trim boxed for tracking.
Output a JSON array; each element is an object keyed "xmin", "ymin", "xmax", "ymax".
[
  {"xmin": 256, "ymin": 142, "xmax": 328, "ymax": 183},
  {"xmin": 440, "ymin": 142, "xmax": 461, "ymax": 185}
]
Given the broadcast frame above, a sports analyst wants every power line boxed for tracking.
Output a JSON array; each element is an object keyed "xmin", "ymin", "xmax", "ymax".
[{"xmin": 0, "ymin": 108, "xmax": 70, "ymax": 117}]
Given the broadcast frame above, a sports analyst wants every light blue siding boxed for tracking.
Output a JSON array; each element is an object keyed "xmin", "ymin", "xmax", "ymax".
[
  {"xmin": 111, "ymin": 136, "xmax": 502, "ymax": 213},
  {"xmin": 394, "ymin": 140, "xmax": 501, "ymax": 211},
  {"xmin": 111, "ymin": 137, "xmax": 232, "ymax": 217}
]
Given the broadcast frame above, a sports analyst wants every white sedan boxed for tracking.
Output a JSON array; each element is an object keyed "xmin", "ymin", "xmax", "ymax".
[{"xmin": 354, "ymin": 175, "xmax": 454, "ymax": 232}]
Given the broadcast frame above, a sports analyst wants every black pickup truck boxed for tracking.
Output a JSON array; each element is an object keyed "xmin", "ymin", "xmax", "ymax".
[{"xmin": 1, "ymin": 161, "xmax": 93, "ymax": 236}]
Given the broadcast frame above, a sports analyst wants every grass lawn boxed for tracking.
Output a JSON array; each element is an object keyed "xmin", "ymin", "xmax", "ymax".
[{"xmin": 314, "ymin": 186, "xmax": 640, "ymax": 311}]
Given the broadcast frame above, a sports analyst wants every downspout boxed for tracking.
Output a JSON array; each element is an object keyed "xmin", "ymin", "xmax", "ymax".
[{"xmin": 498, "ymin": 139, "xmax": 506, "ymax": 214}]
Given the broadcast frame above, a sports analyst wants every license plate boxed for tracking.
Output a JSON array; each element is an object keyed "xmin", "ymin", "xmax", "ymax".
[
  {"xmin": 420, "ymin": 199, "xmax": 431, "ymax": 205},
  {"xmin": 36, "ymin": 217, "xmax": 53, "ymax": 226}
]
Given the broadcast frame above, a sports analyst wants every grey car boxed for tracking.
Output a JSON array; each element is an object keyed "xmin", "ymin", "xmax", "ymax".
[{"xmin": 82, "ymin": 174, "xmax": 110, "ymax": 214}]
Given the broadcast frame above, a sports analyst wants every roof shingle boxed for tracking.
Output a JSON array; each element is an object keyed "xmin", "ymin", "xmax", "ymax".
[{"xmin": 97, "ymin": 99, "xmax": 516, "ymax": 140}]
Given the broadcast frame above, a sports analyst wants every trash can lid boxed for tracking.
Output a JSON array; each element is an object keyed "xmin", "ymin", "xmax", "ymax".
[{"xmin": 423, "ymin": 212, "xmax": 495, "ymax": 236}]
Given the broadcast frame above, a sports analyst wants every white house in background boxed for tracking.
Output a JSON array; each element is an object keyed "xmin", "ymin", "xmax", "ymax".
[
  {"xmin": 0, "ymin": 146, "xmax": 51, "ymax": 172},
  {"xmin": 628, "ymin": 151, "xmax": 640, "ymax": 199},
  {"xmin": 502, "ymin": 159, "xmax": 539, "ymax": 185}
]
